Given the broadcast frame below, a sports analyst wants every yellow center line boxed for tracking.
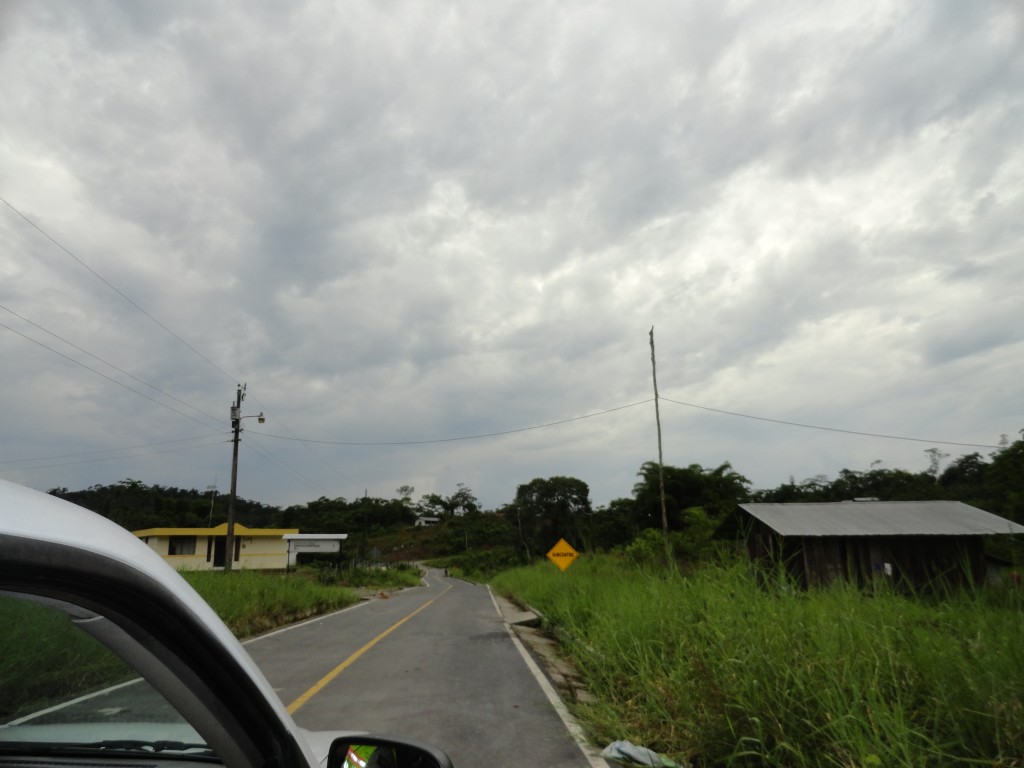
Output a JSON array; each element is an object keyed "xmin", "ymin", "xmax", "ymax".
[{"xmin": 286, "ymin": 583, "xmax": 453, "ymax": 714}]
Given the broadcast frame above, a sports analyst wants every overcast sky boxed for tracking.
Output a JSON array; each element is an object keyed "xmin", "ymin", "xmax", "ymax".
[{"xmin": 2, "ymin": 1, "xmax": 1022, "ymax": 514}]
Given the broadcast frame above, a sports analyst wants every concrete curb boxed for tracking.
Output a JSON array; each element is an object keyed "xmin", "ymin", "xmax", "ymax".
[
  {"xmin": 489, "ymin": 588, "xmax": 607, "ymax": 768},
  {"xmin": 490, "ymin": 593, "xmax": 595, "ymax": 705}
]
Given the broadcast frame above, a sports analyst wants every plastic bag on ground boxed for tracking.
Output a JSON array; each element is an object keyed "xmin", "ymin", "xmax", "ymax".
[{"xmin": 600, "ymin": 740, "xmax": 678, "ymax": 767}]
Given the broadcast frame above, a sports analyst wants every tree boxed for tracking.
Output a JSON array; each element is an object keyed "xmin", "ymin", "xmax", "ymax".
[
  {"xmin": 984, "ymin": 434, "xmax": 1024, "ymax": 524},
  {"xmin": 924, "ymin": 447, "xmax": 950, "ymax": 478},
  {"xmin": 632, "ymin": 461, "xmax": 750, "ymax": 532},
  {"xmin": 586, "ymin": 498, "xmax": 640, "ymax": 551},
  {"xmin": 417, "ymin": 483, "xmax": 480, "ymax": 519},
  {"xmin": 512, "ymin": 477, "xmax": 592, "ymax": 560},
  {"xmin": 447, "ymin": 483, "xmax": 481, "ymax": 517},
  {"xmin": 751, "ymin": 465, "xmax": 944, "ymax": 503},
  {"xmin": 629, "ymin": 461, "xmax": 750, "ymax": 565}
]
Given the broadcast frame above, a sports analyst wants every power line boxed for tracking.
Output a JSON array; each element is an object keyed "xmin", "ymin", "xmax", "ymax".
[
  {"xmin": 253, "ymin": 395, "xmax": 1000, "ymax": 452},
  {"xmin": 0, "ymin": 382, "xmax": 1002, "ymax": 480},
  {"xmin": 2, "ymin": 192, "xmax": 1007, "ymax": 468},
  {"xmin": 0, "ymin": 194, "xmax": 236, "ymax": 384},
  {"xmin": 659, "ymin": 397, "xmax": 1002, "ymax": 449},
  {"xmin": 244, "ymin": 391, "xmax": 359, "ymax": 490},
  {"xmin": 242, "ymin": 435, "xmax": 330, "ymax": 497},
  {"xmin": 0, "ymin": 318, "xmax": 226, "ymax": 431},
  {"xmin": 0, "ymin": 303, "xmax": 224, "ymax": 428},
  {"xmin": 0, "ymin": 434, "xmax": 226, "ymax": 466},
  {"xmin": 0, "ymin": 437, "xmax": 227, "ymax": 474},
  {"xmin": 248, "ymin": 400, "xmax": 655, "ymax": 445},
  {"xmin": 2, "ymin": 195, "xmax": 318, "ymax": 489}
]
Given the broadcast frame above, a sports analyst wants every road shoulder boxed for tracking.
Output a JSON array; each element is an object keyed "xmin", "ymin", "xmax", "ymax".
[{"xmin": 489, "ymin": 590, "xmax": 607, "ymax": 768}]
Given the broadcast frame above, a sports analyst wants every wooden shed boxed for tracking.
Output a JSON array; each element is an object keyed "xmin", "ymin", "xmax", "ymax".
[{"xmin": 733, "ymin": 501, "xmax": 1024, "ymax": 591}]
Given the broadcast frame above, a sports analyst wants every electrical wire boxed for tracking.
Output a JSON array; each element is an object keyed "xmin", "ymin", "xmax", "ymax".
[
  {"xmin": 1, "ymin": 385, "xmax": 1004, "ymax": 484},
  {"xmin": 0, "ymin": 303, "xmax": 224, "ymax": 428},
  {"xmin": 0, "ymin": 437, "xmax": 227, "ymax": 474},
  {"xmin": 1, "ymin": 196, "xmax": 1004, "ymax": 481},
  {"xmin": 0, "ymin": 318, "xmax": 226, "ymax": 431},
  {"xmin": 2, "ymin": 194, "xmax": 318, "ymax": 491},
  {"xmin": 251, "ymin": 395, "xmax": 1000, "ymax": 452},
  {"xmin": 0, "ymin": 194, "xmax": 236, "ymax": 385},
  {"xmin": 0, "ymin": 434, "xmax": 227, "ymax": 466},
  {"xmin": 659, "ymin": 397, "xmax": 1002, "ymax": 449},
  {"xmin": 241, "ymin": 434, "xmax": 329, "ymax": 497},
  {"xmin": 248, "ymin": 400, "xmax": 655, "ymax": 445}
]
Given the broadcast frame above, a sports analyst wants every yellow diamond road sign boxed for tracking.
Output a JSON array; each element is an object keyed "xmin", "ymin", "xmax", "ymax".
[{"xmin": 546, "ymin": 538, "xmax": 579, "ymax": 571}]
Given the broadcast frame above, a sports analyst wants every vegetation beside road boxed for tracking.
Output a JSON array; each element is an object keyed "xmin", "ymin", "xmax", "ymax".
[
  {"xmin": 0, "ymin": 566, "xmax": 413, "ymax": 720},
  {"xmin": 33, "ymin": 435, "xmax": 1024, "ymax": 764},
  {"xmin": 183, "ymin": 565, "xmax": 419, "ymax": 637},
  {"xmin": 48, "ymin": 434, "xmax": 1024, "ymax": 570},
  {"xmin": 0, "ymin": 595, "xmax": 134, "ymax": 720},
  {"xmin": 491, "ymin": 555, "xmax": 1024, "ymax": 768}
]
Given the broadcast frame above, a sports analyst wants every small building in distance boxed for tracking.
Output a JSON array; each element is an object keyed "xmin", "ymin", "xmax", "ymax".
[
  {"xmin": 730, "ymin": 500, "xmax": 1024, "ymax": 591},
  {"xmin": 283, "ymin": 533, "xmax": 349, "ymax": 567},
  {"xmin": 134, "ymin": 523, "xmax": 299, "ymax": 571}
]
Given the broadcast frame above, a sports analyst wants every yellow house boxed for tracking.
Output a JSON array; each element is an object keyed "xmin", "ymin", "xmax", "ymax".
[{"xmin": 133, "ymin": 523, "xmax": 299, "ymax": 571}]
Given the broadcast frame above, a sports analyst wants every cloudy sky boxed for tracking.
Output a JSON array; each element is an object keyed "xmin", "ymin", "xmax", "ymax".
[{"xmin": 2, "ymin": 1, "xmax": 1022, "ymax": 513}]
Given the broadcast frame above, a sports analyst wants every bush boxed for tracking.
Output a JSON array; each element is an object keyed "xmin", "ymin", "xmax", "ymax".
[{"xmin": 428, "ymin": 546, "xmax": 521, "ymax": 581}]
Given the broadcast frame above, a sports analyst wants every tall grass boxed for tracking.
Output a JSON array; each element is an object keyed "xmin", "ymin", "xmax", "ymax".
[
  {"xmin": 491, "ymin": 556, "xmax": 1024, "ymax": 767},
  {"xmin": 0, "ymin": 596, "xmax": 134, "ymax": 720},
  {"xmin": 183, "ymin": 570, "xmax": 362, "ymax": 637},
  {"xmin": 2, "ymin": 569, "xmax": 395, "ymax": 721}
]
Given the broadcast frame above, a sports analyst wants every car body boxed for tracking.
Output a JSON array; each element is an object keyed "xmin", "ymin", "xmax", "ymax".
[{"xmin": 0, "ymin": 479, "xmax": 451, "ymax": 768}]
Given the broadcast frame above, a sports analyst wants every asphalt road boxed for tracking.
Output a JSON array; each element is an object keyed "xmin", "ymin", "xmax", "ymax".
[{"xmin": 244, "ymin": 568, "xmax": 596, "ymax": 768}]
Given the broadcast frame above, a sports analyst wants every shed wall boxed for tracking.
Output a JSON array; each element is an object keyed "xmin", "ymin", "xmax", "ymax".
[{"xmin": 745, "ymin": 516, "xmax": 986, "ymax": 591}]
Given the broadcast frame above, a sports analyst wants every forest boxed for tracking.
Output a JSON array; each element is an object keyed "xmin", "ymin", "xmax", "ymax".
[{"xmin": 50, "ymin": 432, "xmax": 1024, "ymax": 565}]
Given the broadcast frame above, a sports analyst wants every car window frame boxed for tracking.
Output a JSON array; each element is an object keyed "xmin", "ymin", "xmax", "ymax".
[{"xmin": 0, "ymin": 533, "xmax": 309, "ymax": 768}]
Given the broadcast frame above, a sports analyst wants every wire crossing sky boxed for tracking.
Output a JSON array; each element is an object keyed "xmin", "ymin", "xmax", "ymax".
[{"xmin": 1, "ymin": 1, "xmax": 1021, "ymax": 509}]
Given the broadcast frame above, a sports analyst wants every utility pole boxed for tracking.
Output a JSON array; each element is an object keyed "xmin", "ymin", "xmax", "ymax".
[
  {"xmin": 649, "ymin": 327, "xmax": 672, "ymax": 569},
  {"xmin": 225, "ymin": 384, "xmax": 244, "ymax": 572},
  {"xmin": 226, "ymin": 384, "xmax": 263, "ymax": 572},
  {"xmin": 206, "ymin": 480, "xmax": 218, "ymax": 527}
]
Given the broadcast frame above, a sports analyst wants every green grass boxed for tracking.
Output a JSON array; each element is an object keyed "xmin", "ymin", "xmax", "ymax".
[
  {"xmin": 0, "ymin": 596, "xmax": 134, "ymax": 720},
  {"xmin": 426, "ymin": 545, "xmax": 521, "ymax": 581},
  {"xmin": 182, "ymin": 569, "xmax": 365, "ymax": 636},
  {"xmin": 2, "ymin": 567, "xmax": 415, "ymax": 722},
  {"xmin": 312, "ymin": 561, "xmax": 425, "ymax": 590},
  {"xmin": 490, "ymin": 555, "xmax": 1024, "ymax": 767}
]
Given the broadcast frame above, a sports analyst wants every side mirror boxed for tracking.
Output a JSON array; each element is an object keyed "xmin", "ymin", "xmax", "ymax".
[{"xmin": 327, "ymin": 735, "xmax": 454, "ymax": 768}]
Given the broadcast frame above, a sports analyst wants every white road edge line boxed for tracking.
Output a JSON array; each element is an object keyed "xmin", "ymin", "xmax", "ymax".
[
  {"xmin": 245, "ymin": 566, "xmax": 436, "ymax": 645},
  {"xmin": 243, "ymin": 599, "xmax": 372, "ymax": 644},
  {"xmin": 487, "ymin": 586, "xmax": 607, "ymax": 768},
  {"xmin": 6, "ymin": 678, "xmax": 143, "ymax": 725}
]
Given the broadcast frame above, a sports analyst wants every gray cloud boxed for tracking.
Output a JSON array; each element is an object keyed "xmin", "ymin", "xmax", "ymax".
[{"xmin": 1, "ymin": 0, "xmax": 1021, "ymax": 510}]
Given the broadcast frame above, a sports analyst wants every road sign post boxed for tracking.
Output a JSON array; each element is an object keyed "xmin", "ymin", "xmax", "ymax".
[{"xmin": 546, "ymin": 538, "xmax": 579, "ymax": 572}]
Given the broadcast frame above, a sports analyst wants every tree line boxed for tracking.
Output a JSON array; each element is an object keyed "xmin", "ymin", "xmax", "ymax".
[{"xmin": 50, "ymin": 432, "xmax": 1024, "ymax": 563}]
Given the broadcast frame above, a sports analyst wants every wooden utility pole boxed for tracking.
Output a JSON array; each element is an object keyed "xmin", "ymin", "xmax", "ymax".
[
  {"xmin": 649, "ymin": 327, "xmax": 672, "ymax": 568},
  {"xmin": 226, "ymin": 384, "xmax": 244, "ymax": 572},
  {"xmin": 225, "ymin": 384, "xmax": 264, "ymax": 572}
]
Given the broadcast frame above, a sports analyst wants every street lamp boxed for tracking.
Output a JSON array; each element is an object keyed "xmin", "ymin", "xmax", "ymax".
[{"xmin": 225, "ymin": 384, "xmax": 265, "ymax": 572}]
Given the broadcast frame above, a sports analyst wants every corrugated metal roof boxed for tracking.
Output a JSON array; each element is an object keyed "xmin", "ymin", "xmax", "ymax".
[{"xmin": 738, "ymin": 501, "xmax": 1024, "ymax": 537}]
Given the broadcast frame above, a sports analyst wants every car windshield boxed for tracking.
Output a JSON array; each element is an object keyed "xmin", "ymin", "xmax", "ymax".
[{"xmin": 0, "ymin": 593, "xmax": 213, "ymax": 759}]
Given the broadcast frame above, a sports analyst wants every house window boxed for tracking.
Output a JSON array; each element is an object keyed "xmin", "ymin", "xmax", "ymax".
[{"xmin": 168, "ymin": 536, "xmax": 197, "ymax": 556}]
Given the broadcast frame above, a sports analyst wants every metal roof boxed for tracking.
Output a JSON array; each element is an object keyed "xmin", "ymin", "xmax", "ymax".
[{"xmin": 738, "ymin": 501, "xmax": 1024, "ymax": 537}]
